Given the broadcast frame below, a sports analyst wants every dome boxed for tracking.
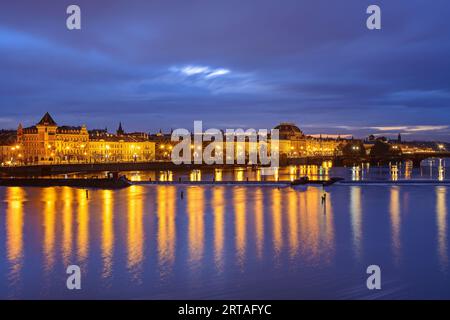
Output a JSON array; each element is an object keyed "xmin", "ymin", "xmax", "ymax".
[{"xmin": 273, "ymin": 122, "xmax": 304, "ymax": 139}]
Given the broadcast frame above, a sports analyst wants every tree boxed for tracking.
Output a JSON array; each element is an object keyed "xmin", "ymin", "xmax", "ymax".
[
  {"xmin": 341, "ymin": 141, "xmax": 366, "ymax": 157},
  {"xmin": 370, "ymin": 140, "xmax": 402, "ymax": 158}
]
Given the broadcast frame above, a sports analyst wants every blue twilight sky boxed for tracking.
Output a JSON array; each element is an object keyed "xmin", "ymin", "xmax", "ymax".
[{"xmin": 0, "ymin": 0, "xmax": 450, "ymax": 140}]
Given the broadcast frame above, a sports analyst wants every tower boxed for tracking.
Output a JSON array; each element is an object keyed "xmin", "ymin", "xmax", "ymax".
[
  {"xmin": 17, "ymin": 123, "xmax": 23, "ymax": 143},
  {"xmin": 36, "ymin": 112, "xmax": 58, "ymax": 163},
  {"xmin": 117, "ymin": 122, "xmax": 124, "ymax": 136}
]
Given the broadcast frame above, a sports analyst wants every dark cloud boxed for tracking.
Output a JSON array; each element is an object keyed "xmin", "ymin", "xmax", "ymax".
[{"xmin": 0, "ymin": 0, "xmax": 449, "ymax": 140}]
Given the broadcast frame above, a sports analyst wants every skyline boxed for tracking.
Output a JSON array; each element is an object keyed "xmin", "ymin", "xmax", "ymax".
[
  {"xmin": 4, "ymin": 112, "xmax": 448, "ymax": 143},
  {"xmin": 1, "ymin": 1, "xmax": 450, "ymax": 140},
  {"xmin": 2, "ymin": 111, "xmax": 449, "ymax": 144}
]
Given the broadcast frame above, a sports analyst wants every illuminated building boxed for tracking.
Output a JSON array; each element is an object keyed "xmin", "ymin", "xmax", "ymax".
[
  {"xmin": 89, "ymin": 124, "xmax": 155, "ymax": 163},
  {"xmin": 392, "ymin": 143, "xmax": 435, "ymax": 154},
  {"xmin": 149, "ymin": 130, "xmax": 175, "ymax": 160},
  {"xmin": 149, "ymin": 122, "xmax": 349, "ymax": 162},
  {"xmin": 0, "ymin": 130, "xmax": 19, "ymax": 165},
  {"xmin": 17, "ymin": 113, "xmax": 89, "ymax": 164},
  {"xmin": 15, "ymin": 113, "xmax": 155, "ymax": 164},
  {"xmin": 365, "ymin": 134, "xmax": 440, "ymax": 155},
  {"xmin": 274, "ymin": 123, "xmax": 346, "ymax": 158}
]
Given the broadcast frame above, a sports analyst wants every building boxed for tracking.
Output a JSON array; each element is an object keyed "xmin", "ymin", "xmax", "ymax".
[
  {"xmin": 3, "ymin": 114, "xmax": 381, "ymax": 166},
  {"xmin": 364, "ymin": 134, "xmax": 437, "ymax": 155},
  {"xmin": 149, "ymin": 122, "xmax": 349, "ymax": 163},
  {"xmin": 149, "ymin": 130, "xmax": 175, "ymax": 160},
  {"xmin": 16, "ymin": 113, "xmax": 155, "ymax": 165},
  {"xmin": 0, "ymin": 130, "xmax": 19, "ymax": 165},
  {"xmin": 17, "ymin": 113, "xmax": 89, "ymax": 164},
  {"xmin": 89, "ymin": 124, "xmax": 155, "ymax": 163},
  {"xmin": 274, "ymin": 123, "xmax": 347, "ymax": 158}
]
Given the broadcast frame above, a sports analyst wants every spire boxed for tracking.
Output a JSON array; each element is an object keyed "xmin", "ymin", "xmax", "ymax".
[
  {"xmin": 117, "ymin": 122, "xmax": 124, "ymax": 136},
  {"xmin": 37, "ymin": 112, "xmax": 57, "ymax": 126}
]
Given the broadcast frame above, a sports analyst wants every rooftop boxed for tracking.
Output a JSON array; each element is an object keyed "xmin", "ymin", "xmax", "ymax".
[{"xmin": 37, "ymin": 112, "xmax": 57, "ymax": 126}]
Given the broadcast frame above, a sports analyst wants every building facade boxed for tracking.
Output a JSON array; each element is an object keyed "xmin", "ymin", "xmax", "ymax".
[
  {"xmin": 0, "ymin": 130, "xmax": 19, "ymax": 165},
  {"xmin": 8, "ymin": 114, "xmax": 354, "ymax": 165},
  {"xmin": 89, "ymin": 132, "xmax": 155, "ymax": 163},
  {"xmin": 16, "ymin": 113, "xmax": 155, "ymax": 165},
  {"xmin": 274, "ymin": 123, "xmax": 347, "ymax": 158},
  {"xmin": 149, "ymin": 123, "xmax": 348, "ymax": 163}
]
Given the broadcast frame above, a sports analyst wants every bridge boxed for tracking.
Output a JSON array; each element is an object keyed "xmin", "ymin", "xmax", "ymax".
[
  {"xmin": 285, "ymin": 152, "xmax": 450, "ymax": 168},
  {"xmin": 1, "ymin": 152, "xmax": 449, "ymax": 176},
  {"xmin": 401, "ymin": 152, "xmax": 450, "ymax": 167}
]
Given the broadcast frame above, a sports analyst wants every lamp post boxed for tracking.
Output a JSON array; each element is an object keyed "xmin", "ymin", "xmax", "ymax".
[
  {"xmin": 65, "ymin": 146, "xmax": 71, "ymax": 163},
  {"xmin": 10, "ymin": 146, "xmax": 16, "ymax": 166},
  {"xmin": 79, "ymin": 144, "xmax": 86, "ymax": 163},
  {"xmin": 104, "ymin": 145, "xmax": 110, "ymax": 163}
]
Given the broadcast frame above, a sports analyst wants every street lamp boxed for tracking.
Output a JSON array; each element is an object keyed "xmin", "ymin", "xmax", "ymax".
[
  {"xmin": 105, "ymin": 145, "xmax": 110, "ymax": 162},
  {"xmin": 10, "ymin": 146, "xmax": 17, "ymax": 165}
]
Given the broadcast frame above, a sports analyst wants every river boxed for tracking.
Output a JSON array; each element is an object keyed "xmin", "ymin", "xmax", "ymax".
[{"xmin": 0, "ymin": 164, "xmax": 449, "ymax": 299}]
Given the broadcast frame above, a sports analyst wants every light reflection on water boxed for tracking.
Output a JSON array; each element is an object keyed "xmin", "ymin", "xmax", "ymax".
[
  {"xmin": 1, "ymin": 184, "xmax": 449, "ymax": 299},
  {"xmin": 77, "ymin": 188, "xmax": 89, "ymax": 269},
  {"xmin": 101, "ymin": 190, "xmax": 113, "ymax": 280},
  {"xmin": 436, "ymin": 187, "xmax": 448, "ymax": 272},
  {"xmin": 213, "ymin": 187, "xmax": 225, "ymax": 272},
  {"xmin": 350, "ymin": 187, "xmax": 362, "ymax": 261},
  {"xmin": 187, "ymin": 186, "xmax": 204, "ymax": 269},
  {"xmin": 43, "ymin": 188, "xmax": 56, "ymax": 276},
  {"xmin": 127, "ymin": 186, "xmax": 145, "ymax": 283},
  {"xmin": 157, "ymin": 186, "xmax": 176, "ymax": 278},
  {"xmin": 6, "ymin": 187, "xmax": 24, "ymax": 291},
  {"xmin": 390, "ymin": 187, "xmax": 401, "ymax": 266}
]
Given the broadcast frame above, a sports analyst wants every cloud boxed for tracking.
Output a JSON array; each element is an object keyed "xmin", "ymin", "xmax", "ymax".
[
  {"xmin": 370, "ymin": 125, "xmax": 449, "ymax": 132},
  {"xmin": 180, "ymin": 65, "xmax": 211, "ymax": 76},
  {"xmin": 171, "ymin": 65, "xmax": 231, "ymax": 78},
  {"xmin": 206, "ymin": 68, "xmax": 230, "ymax": 78},
  {"xmin": 1, "ymin": 1, "xmax": 450, "ymax": 141},
  {"xmin": 309, "ymin": 134, "xmax": 353, "ymax": 139}
]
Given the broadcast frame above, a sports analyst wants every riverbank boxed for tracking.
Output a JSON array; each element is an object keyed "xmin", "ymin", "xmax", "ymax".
[
  {"xmin": 0, "ymin": 161, "xmax": 249, "ymax": 176},
  {"xmin": 1, "ymin": 154, "xmax": 448, "ymax": 176},
  {"xmin": 136, "ymin": 179, "xmax": 450, "ymax": 186},
  {"xmin": 1, "ymin": 177, "xmax": 449, "ymax": 189},
  {"xmin": 338, "ymin": 180, "xmax": 450, "ymax": 185},
  {"xmin": 0, "ymin": 176, "xmax": 131, "ymax": 189},
  {"xmin": 134, "ymin": 180, "xmax": 291, "ymax": 186}
]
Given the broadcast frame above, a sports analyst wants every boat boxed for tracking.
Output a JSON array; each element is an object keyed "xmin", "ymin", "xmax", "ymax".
[
  {"xmin": 0, "ymin": 172, "xmax": 132, "ymax": 189},
  {"xmin": 291, "ymin": 176, "xmax": 344, "ymax": 187}
]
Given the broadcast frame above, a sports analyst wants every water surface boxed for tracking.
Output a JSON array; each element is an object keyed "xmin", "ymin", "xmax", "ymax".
[{"xmin": 1, "ymin": 180, "xmax": 449, "ymax": 299}]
